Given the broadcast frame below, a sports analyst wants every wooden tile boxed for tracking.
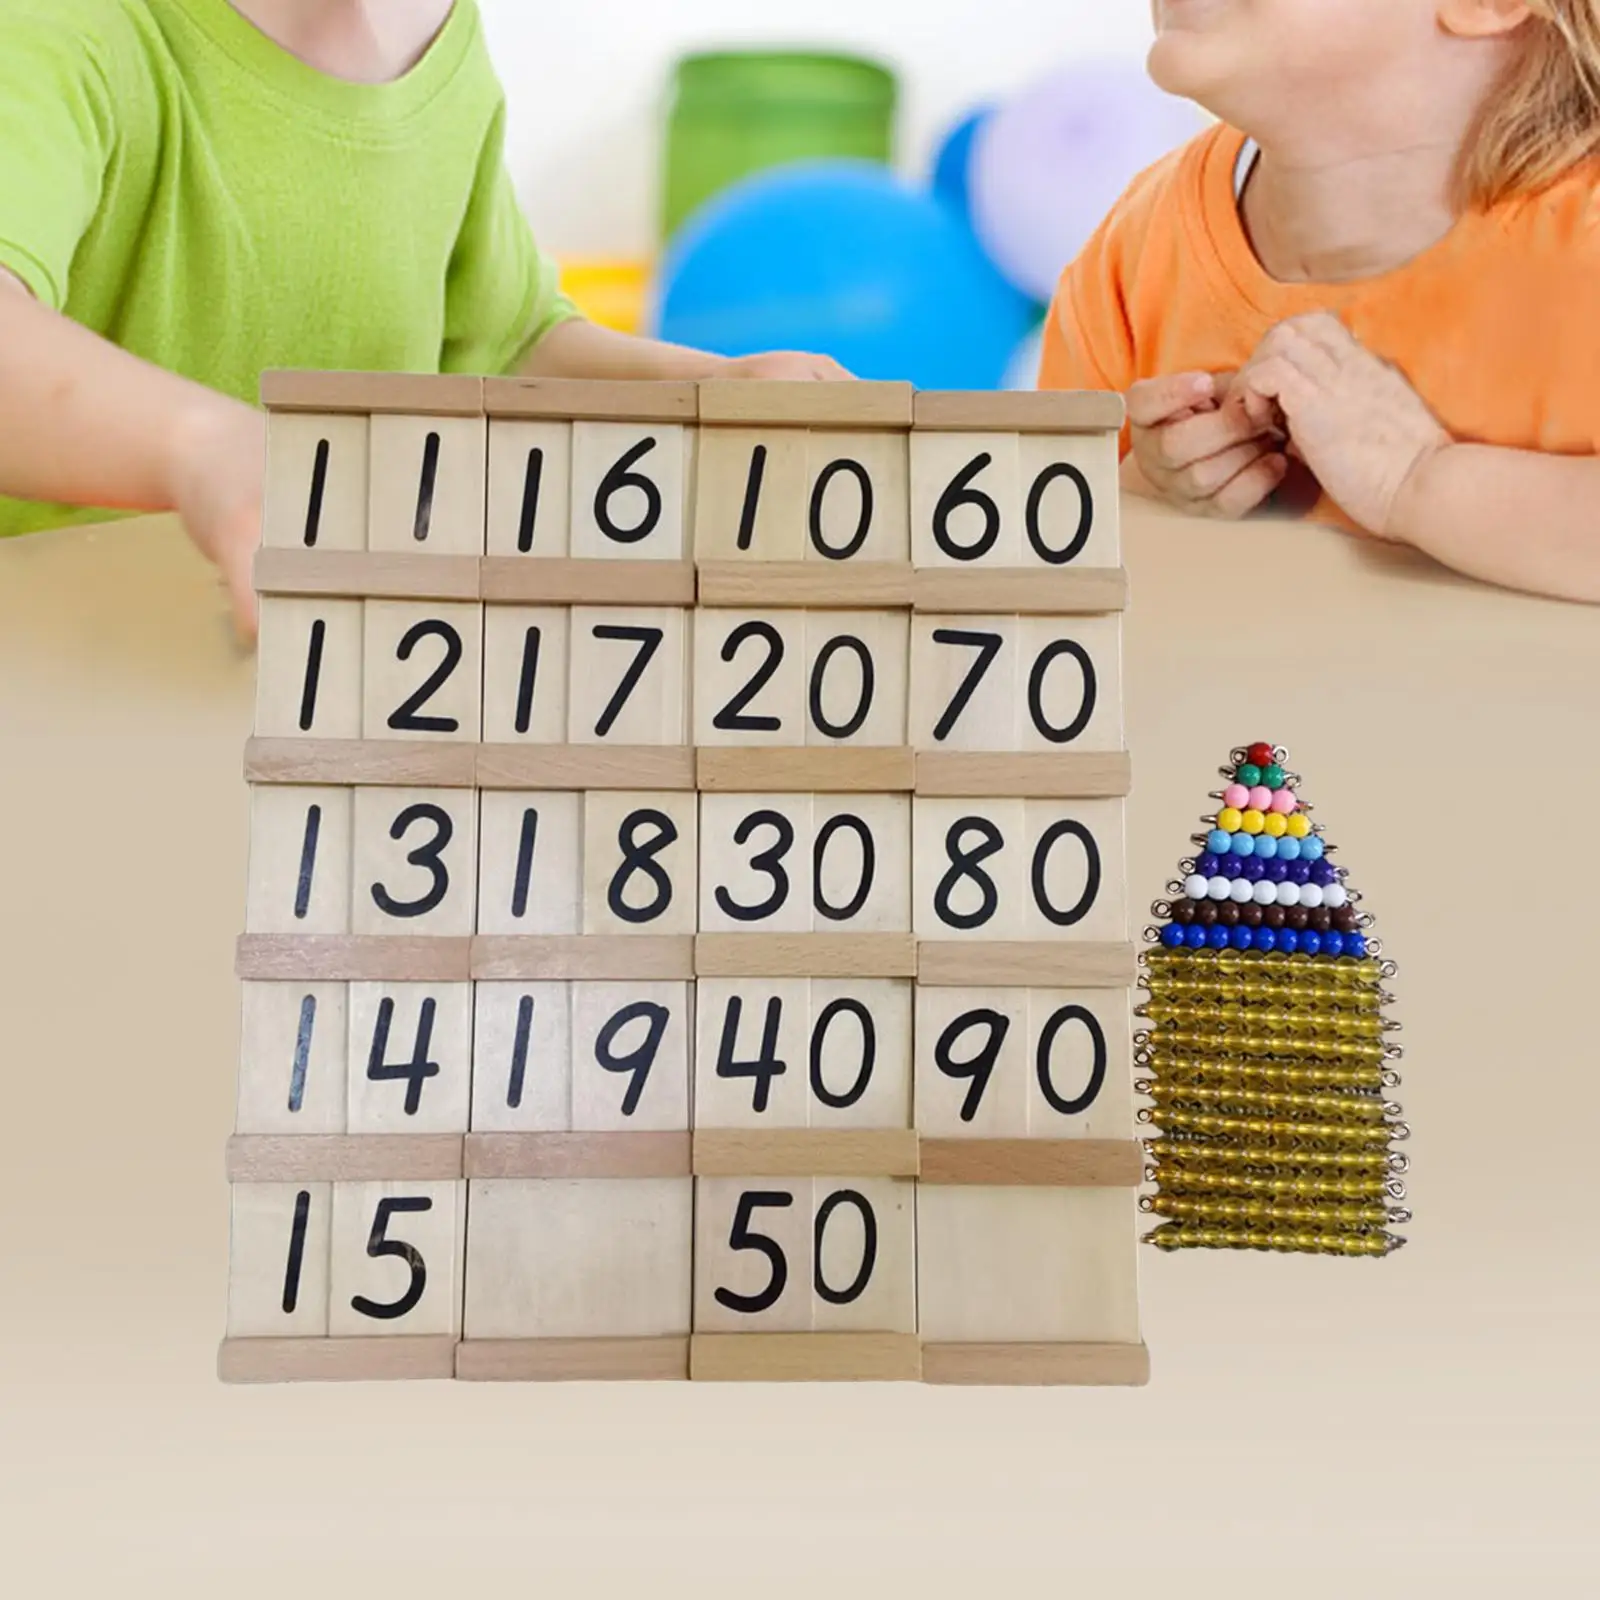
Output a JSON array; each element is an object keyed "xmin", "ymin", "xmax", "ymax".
[
  {"xmin": 912, "ymin": 798, "xmax": 1027, "ymax": 940},
  {"xmin": 219, "ymin": 1335, "xmax": 458, "ymax": 1384},
  {"xmin": 256, "ymin": 548, "xmax": 481, "ymax": 602},
  {"xmin": 462, "ymin": 1177, "xmax": 693, "ymax": 1340},
  {"xmin": 255, "ymin": 600, "xmax": 363, "ymax": 740},
  {"xmin": 912, "ymin": 390, "xmax": 1125, "ymax": 434},
  {"xmin": 226, "ymin": 1134, "xmax": 463, "ymax": 1183},
  {"xmin": 692, "ymin": 427, "xmax": 808, "ymax": 563},
  {"xmin": 262, "ymin": 412, "xmax": 368, "ymax": 552},
  {"xmin": 569, "ymin": 982, "xmax": 692, "ymax": 1132},
  {"xmin": 368, "ymin": 415, "xmax": 486, "ymax": 556},
  {"xmin": 804, "ymin": 610, "xmax": 909, "ymax": 748},
  {"xmin": 225, "ymin": 1182, "xmax": 332, "ymax": 1338},
  {"xmin": 909, "ymin": 615, "xmax": 1019, "ymax": 752},
  {"xmin": 694, "ymin": 934, "xmax": 918, "ymax": 979},
  {"xmin": 913, "ymin": 987, "xmax": 1029, "ymax": 1138},
  {"xmin": 571, "ymin": 421, "xmax": 689, "ymax": 561},
  {"xmin": 915, "ymin": 1186, "xmax": 1141, "ymax": 1344},
  {"xmin": 804, "ymin": 430, "xmax": 911, "ymax": 564},
  {"xmin": 457, "ymin": 1337, "xmax": 690, "ymax": 1383},
  {"xmin": 693, "ymin": 1129, "xmax": 919, "ymax": 1179},
  {"xmin": 464, "ymin": 1132, "xmax": 691, "ymax": 1180},
  {"xmin": 480, "ymin": 558, "xmax": 696, "ymax": 607},
  {"xmin": 918, "ymin": 1138, "xmax": 1141, "ymax": 1186},
  {"xmin": 910, "ymin": 432, "xmax": 1022, "ymax": 568},
  {"xmin": 245, "ymin": 786, "xmax": 352, "ymax": 935},
  {"xmin": 362, "ymin": 601, "xmax": 483, "ymax": 743},
  {"xmin": 693, "ymin": 1177, "xmax": 814, "ymax": 1334},
  {"xmin": 472, "ymin": 935, "xmax": 696, "ymax": 982},
  {"xmin": 693, "ymin": 610, "xmax": 806, "ymax": 747},
  {"xmin": 690, "ymin": 1332, "xmax": 921, "ymax": 1383},
  {"xmin": 812, "ymin": 1176, "xmax": 916, "ymax": 1333},
  {"xmin": 568, "ymin": 607, "xmax": 688, "ymax": 746},
  {"xmin": 470, "ymin": 982, "xmax": 571, "ymax": 1133},
  {"xmin": 482, "ymin": 607, "xmax": 570, "ymax": 746},
  {"xmin": 916, "ymin": 941, "xmax": 1139, "ymax": 990},
  {"xmin": 914, "ymin": 751, "xmax": 1132, "ymax": 800},
  {"xmin": 693, "ymin": 979, "xmax": 812, "ymax": 1130},
  {"xmin": 1021, "ymin": 798, "xmax": 1128, "ymax": 944},
  {"xmin": 486, "ymin": 376, "xmax": 697, "ymax": 423},
  {"xmin": 476, "ymin": 791, "xmax": 582, "ymax": 937},
  {"xmin": 920, "ymin": 1341, "xmax": 1149, "ymax": 1387},
  {"xmin": 582, "ymin": 790, "xmax": 698, "ymax": 937},
  {"xmin": 806, "ymin": 978, "xmax": 913, "ymax": 1131},
  {"xmin": 351, "ymin": 787, "xmax": 478, "ymax": 938},
  {"xmin": 236, "ymin": 934, "xmax": 473, "ymax": 984},
  {"xmin": 698, "ymin": 381, "xmax": 913, "ymax": 428},
  {"xmin": 812, "ymin": 794, "xmax": 911, "ymax": 933},
  {"xmin": 346, "ymin": 982, "xmax": 472, "ymax": 1134},
  {"xmin": 1013, "ymin": 615, "xmax": 1123, "ymax": 753},
  {"xmin": 329, "ymin": 1179, "xmax": 465, "ymax": 1338},
  {"xmin": 698, "ymin": 794, "xmax": 812, "ymax": 935},
  {"xmin": 263, "ymin": 371, "xmax": 483, "ymax": 416},
  {"xmin": 696, "ymin": 562, "xmax": 915, "ymax": 610},
  {"xmin": 236, "ymin": 981, "xmax": 347, "ymax": 1135},
  {"xmin": 245, "ymin": 739, "xmax": 475, "ymax": 789},
  {"xmin": 696, "ymin": 748, "xmax": 915, "ymax": 794},
  {"xmin": 1025, "ymin": 989, "xmax": 1134, "ymax": 1140},
  {"xmin": 478, "ymin": 745, "xmax": 695, "ymax": 792},
  {"xmin": 1017, "ymin": 431, "xmax": 1121, "ymax": 568},
  {"xmin": 486, "ymin": 419, "xmax": 572, "ymax": 558}
]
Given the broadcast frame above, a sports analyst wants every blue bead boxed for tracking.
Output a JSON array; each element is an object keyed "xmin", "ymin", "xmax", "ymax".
[
  {"xmin": 1255, "ymin": 927, "xmax": 1277, "ymax": 954},
  {"xmin": 1198, "ymin": 853, "xmax": 1222, "ymax": 877},
  {"xmin": 1161, "ymin": 923, "xmax": 1187, "ymax": 948},
  {"xmin": 1312, "ymin": 860, "xmax": 1338, "ymax": 887},
  {"xmin": 1231, "ymin": 832, "xmax": 1256, "ymax": 858},
  {"xmin": 1321, "ymin": 930, "xmax": 1345, "ymax": 958},
  {"xmin": 1300, "ymin": 930, "xmax": 1323, "ymax": 957},
  {"xmin": 1208, "ymin": 829, "xmax": 1232, "ymax": 855},
  {"xmin": 1266, "ymin": 860, "xmax": 1290, "ymax": 883},
  {"xmin": 1277, "ymin": 837, "xmax": 1302, "ymax": 862},
  {"xmin": 1289, "ymin": 861, "xmax": 1313, "ymax": 885},
  {"xmin": 1230, "ymin": 925, "xmax": 1253, "ymax": 950},
  {"xmin": 1254, "ymin": 835, "xmax": 1279, "ymax": 861},
  {"xmin": 1206, "ymin": 926, "xmax": 1232, "ymax": 950},
  {"xmin": 1301, "ymin": 836, "xmax": 1325, "ymax": 861},
  {"xmin": 1277, "ymin": 929, "xmax": 1300, "ymax": 955},
  {"xmin": 1184, "ymin": 925, "xmax": 1208, "ymax": 950},
  {"xmin": 1345, "ymin": 934, "xmax": 1368, "ymax": 959}
]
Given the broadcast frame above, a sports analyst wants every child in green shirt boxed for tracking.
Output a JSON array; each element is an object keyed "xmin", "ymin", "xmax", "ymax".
[{"xmin": 0, "ymin": 0, "xmax": 847, "ymax": 638}]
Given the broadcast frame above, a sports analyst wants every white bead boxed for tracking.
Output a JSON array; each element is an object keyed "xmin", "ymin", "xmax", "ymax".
[
  {"xmin": 1185, "ymin": 874, "xmax": 1209, "ymax": 900},
  {"xmin": 1229, "ymin": 879, "xmax": 1254, "ymax": 903},
  {"xmin": 1276, "ymin": 882, "xmax": 1300, "ymax": 907},
  {"xmin": 1300, "ymin": 884, "xmax": 1325, "ymax": 909},
  {"xmin": 1323, "ymin": 884, "xmax": 1349, "ymax": 909},
  {"xmin": 1253, "ymin": 881, "xmax": 1278, "ymax": 906},
  {"xmin": 1208, "ymin": 876, "xmax": 1232, "ymax": 901}
]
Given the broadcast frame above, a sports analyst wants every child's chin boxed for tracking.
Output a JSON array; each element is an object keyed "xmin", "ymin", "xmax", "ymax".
[{"xmin": 1147, "ymin": 35, "xmax": 1225, "ymax": 105}]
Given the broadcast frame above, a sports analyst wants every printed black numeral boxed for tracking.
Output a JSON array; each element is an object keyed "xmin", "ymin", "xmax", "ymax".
[
  {"xmin": 931, "ymin": 629, "xmax": 1003, "ymax": 742},
  {"xmin": 371, "ymin": 803, "xmax": 453, "ymax": 920},
  {"xmin": 713, "ymin": 620, "xmax": 785, "ymax": 733},
  {"xmin": 934, "ymin": 1009, "xmax": 1012, "ymax": 1122},
  {"xmin": 590, "ymin": 625, "xmax": 664, "ymax": 738},
  {"xmin": 809, "ymin": 458, "xmax": 873, "ymax": 560},
  {"xmin": 814, "ymin": 1189, "xmax": 878, "ymax": 1307},
  {"xmin": 593, "ymin": 1000, "xmax": 670, "ymax": 1118},
  {"xmin": 388, "ymin": 619, "xmax": 464, "ymax": 734},
  {"xmin": 932, "ymin": 454, "xmax": 1001, "ymax": 561},
  {"xmin": 809, "ymin": 999, "xmax": 876, "ymax": 1110},
  {"xmin": 1035, "ymin": 1005, "xmax": 1107, "ymax": 1117},
  {"xmin": 808, "ymin": 635, "xmax": 874, "ymax": 740},
  {"xmin": 365, "ymin": 996, "xmax": 442, "ymax": 1116},
  {"xmin": 594, "ymin": 437, "xmax": 663, "ymax": 544},
  {"xmin": 715, "ymin": 996, "xmax": 788, "ymax": 1114},
  {"xmin": 1027, "ymin": 639, "xmax": 1097, "ymax": 745},
  {"xmin": 1031, "ymin": 820, "xmax": 1102, "ymax": 928},
  {"xmin": 607, "ymin": 809, "xmax": 679, "ymax": 925},
  {"xmin": 714, "ymin": 1192, "xmax": 794, "ymax": 1315},
  {"xmin": 1025, "ymin": 462, "xmax": 1093, "ymax": 565},
  {"xmin": 351, "ymin": 1197, "xmax": 431, "ymax": 1322},
  {"xmin": 933, "ymin": 817, "xmax": 1004, "ymax": 930},
  {"xmin": 714, "ymin": 810, "xmax": 795, "ymax": 922}
]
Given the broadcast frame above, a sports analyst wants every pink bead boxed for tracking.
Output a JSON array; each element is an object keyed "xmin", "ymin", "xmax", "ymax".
[
  {"xmin": 1271, "ymin": 788, "xmax": 1298, "ymax": 815},
  {"xmin": 1248, "ymin": 786, "xmax": 1274, "ymax": 811},
  {"xmin": 1224, "ymin": 784, "xmax": 1250, "ymax": 809}
]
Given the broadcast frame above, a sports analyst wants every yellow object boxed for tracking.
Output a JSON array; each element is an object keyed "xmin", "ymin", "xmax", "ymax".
[
  {"xmin": 1263, "ymin": 812, "xmax": 1288, "ymax": 837},
  {"xmin": 1217, "ymin": 807, "xmax": 1243, "ymax": 832},
  {"xmin": 1240, "ymin": 808, "xmax": 1266, "ymax": 835},
  {"xmin": 557, "ymin": 258, "xmax": 653, "ymax": 335},
  {"xmin": 1286, "ymin": 813, "xmax": 1312, "ymax": 839}
]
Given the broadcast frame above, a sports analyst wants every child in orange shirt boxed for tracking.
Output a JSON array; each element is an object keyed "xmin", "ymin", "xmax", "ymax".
[{"xmin": 1040, "ymin": 1, "xmax": 1600, "ymax": 604}]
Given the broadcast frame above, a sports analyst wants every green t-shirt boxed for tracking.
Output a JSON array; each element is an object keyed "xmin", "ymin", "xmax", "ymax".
[{"xmin": 0, "ymin": 0, "xmax": 576, "ymax": 537}]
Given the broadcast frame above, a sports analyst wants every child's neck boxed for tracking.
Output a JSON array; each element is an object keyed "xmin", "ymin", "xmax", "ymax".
[{"xmin": 224, "ymin": 0, "xmax": 454, "ymax": 84}]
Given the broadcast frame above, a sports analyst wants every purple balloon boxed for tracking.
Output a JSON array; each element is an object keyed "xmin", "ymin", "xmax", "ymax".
[{"xmin": 970, "ymin": 60, "xmax": 1205, "ymax": 302}]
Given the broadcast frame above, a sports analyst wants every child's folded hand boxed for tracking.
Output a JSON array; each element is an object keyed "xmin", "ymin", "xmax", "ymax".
[
  {"xmin": 1125, "ymin": 369, "xmax": 1288, "ymax": 519},
  {"xmin": 1236, "ymin": 313, "xmax": 1452, "ymax": 538}
]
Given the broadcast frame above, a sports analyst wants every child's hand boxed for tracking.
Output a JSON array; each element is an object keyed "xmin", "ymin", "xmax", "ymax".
[
  {"xmin": 716, "ymin": 351, "xmax": 854, "ymax": 381},
  {"xmin": 1126, "ymin": 370, "xmax": 1289, "ymax": 518},
  {"xmin": 167, "ymin": 400, "xmax": 266, "ymax": 644},
  {"xmin": 1236, "ymin": 313, "xmax": 1452, "ymax": 537}
]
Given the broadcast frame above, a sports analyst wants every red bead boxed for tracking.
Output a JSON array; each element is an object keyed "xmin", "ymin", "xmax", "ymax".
[{"xmin": 1247, "ymin": 742, "xmax": 1275, "ymax": 767}]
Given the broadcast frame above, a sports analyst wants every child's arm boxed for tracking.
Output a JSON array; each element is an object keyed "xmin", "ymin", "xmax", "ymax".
[
  {"xmin": 1238, "ymin": 311, "xmax": 1600, "ymax": 604},
  {"xmin": 0, "ymin": 270, "xmax": 264, "ymax": 634},
  {"xmin": 519, "ymin": 316, "xmax": 850, "ymax": 383}
]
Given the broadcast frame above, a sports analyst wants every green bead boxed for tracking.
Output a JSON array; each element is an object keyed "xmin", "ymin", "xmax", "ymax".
[
  {"xmin": 1236, "ymin": 763, "xmax": 1262, "ymax": 786},
  {"xmin": 1263, "ymin": 763, "xmax": 1286, "ymax": 788}
]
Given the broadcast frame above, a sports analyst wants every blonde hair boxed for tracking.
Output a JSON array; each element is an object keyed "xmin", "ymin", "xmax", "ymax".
[{"xmin": 1462, "ymin": 2, "xmax": 1600, "ymax": 206}]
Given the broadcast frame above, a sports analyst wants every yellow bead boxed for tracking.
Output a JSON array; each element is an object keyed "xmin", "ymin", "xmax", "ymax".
[
  {"xmin": 1241, "ymin": 809, "xmax": 1266, "ymax": 835},
  {"xmin": 1218, "ymin": 807, "xmax": 1243, "ymax": 832},
  {"xmin": 1262, "ymin": 812, "xmax": 1288, "ymax": 838},
  {"xmin": 1286, "ymin": 814, "xmax": 1312, "ymax": 839}
]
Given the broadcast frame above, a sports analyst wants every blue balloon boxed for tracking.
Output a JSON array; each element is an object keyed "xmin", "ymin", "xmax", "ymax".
[
  {"xmin": 931, "ymin": 106, "xmax": 993, "ymax": 218},
  {"xmin": 658, "ymin": 160, "xmax": 1038, "ymax": 391}
]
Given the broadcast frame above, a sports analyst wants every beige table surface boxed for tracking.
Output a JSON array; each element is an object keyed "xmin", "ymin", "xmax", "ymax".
[{"xmin": 1, "ymin": 502, "xmax": 1595, "ymax": 1595}]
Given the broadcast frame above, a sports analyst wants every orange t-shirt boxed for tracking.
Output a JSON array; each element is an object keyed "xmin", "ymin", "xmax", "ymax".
[{"xmin": 1040, "ymin": 123, "xmax": 1600, "ymax": 528}]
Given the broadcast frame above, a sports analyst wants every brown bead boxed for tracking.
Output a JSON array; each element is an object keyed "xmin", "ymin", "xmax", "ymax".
[
  {"xmin": 1264, "ymin": 905, "xmax": 1287, "ymax": 929},
  {"xmin": 1217, "ymin": 902, "xmax": 1240, "ymax": 927},
  {"xmin": 1241, "ymin": 904, "xmax": 1265, "ymax": 928},
  {"xmin": 1194, "ymin": 901, "xmax": 1219, "ymax": 927},
  {"xmin": 1309, "ymin": 907, "xmax": 1333, "ymax": 932},
  {"xmin": 1333, "ymin": 906, "xmax": 1359, "ymax": 932},
  {"xmin": 1172, "ymin": 898, "xmax": 1196, "ymax": 924},
  {"xmin": 1286, "ymin": 906, "xmax": 1311, "ymax": 931}
]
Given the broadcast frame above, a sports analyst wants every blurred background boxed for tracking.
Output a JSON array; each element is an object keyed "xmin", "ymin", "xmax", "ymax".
[{"xmin": 477, "ymin": 1, "xmax": 1203, "ymax": 390}]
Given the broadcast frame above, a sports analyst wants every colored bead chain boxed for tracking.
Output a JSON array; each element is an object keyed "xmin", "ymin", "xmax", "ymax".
[
  {"xmin": 1145, "ymin": 1140, "xmax": 1403, "ymax": 1176},
  {"xmin": 1144, "ymin": 1196, "xmax": 1400, "ymax": 1229},
  {"xmin": 1146, "ymin": 951, "xmax": 1387, "ymax": 988},
  {"xmin": 1145, "ymin": 1164, "xmax": 1402, "ymax": 1203},
  {"xmin": 1145, "ymin": 1027, "xmax": 1390, "ymax": 1063},
  {"xmin": 1142, "ymin": 974, "xmax": 1388, "ymax": 1011},
  {"xmin": 1139, "ymin": 1082, "xmax": 1392, "ymax": 1125},
  {"xmin": 1141, "ymin": 1109, "xmax": 1401, "ymax": 1149},
  {"xmin": 1148, "ymin": 1225, "xmax": 1404, "ymax": 1257}
]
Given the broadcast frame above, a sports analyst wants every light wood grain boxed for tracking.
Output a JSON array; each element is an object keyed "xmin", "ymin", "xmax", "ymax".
[
  {"xmin": 695, "ymin": 934, "xmax": 918, "ymax": 979},
  {"xmin": 235, "ymin": 935, "xmax": 474, "ymax": 983},
  {"xmin": 218, "ymin": 1335, "xmax": 459, "ymax": 1383},
  {"xmin": 914, "ymin": 751, "xmax": 1133, "ymax": 799},
  {"xmin": 262, "ymin": 371, "xmax": 484, "ymax": 416},
  {"xmin": 917, "ymin": 1138, "xmax": 1142, "ymax": 1187},
  {"xmin": 920, "ymin": 1341, "xmax": 1150, "ymax": 1387},
  {"xmin": 244, "ymin": 738, "xmax": 477, "ymax": 788},
  {"xmin": 917, "ymin": 941, "xmax": 1138, "ymax": 988},
  {"xmin": 479, "ymin": 557, "xmax": 696, "ymax": 606},
  {"xmin": 475, "ymin": 745, "xmax": 697, "ymax": 791},
  {"xmin": 456, "ymin": 1337, "xmax": 690, "ymax": 1382},
  {"xmin": 912, "ymin": 390, "xmax": 1125, "ymax": 434},
  {"xmin": 483, "ymin": 376, "xmax": 698, "ymax": 421},
  {"xmin": 690, "ymin": 1333, "xmax": 922, "ymax": 1383},
  {"xmin": 696, "ymin": 747, "xmax": 915, "ymax": 793},
  {"xmin": 697, "ymin": 380, "xmax": 914, "ymax": 428},
  {"xmin": 469, "ymin": 935, "xmax": 698, "ymax": 981},
  {"xmin": 262, "ymin": 412, "xmax": 368, "ymax": 551},
  {"xmin": 692, "ymin": 1129, "xmax": 920, "ymax": 1178},
  {"xmin": 696, "ymin": 561, "xmax": 915, "ymax": 609},
  {"xmin": 912, "ymin": 567, "xmax": 1129, "ymax": 614},
  {"xmin": 227, "ymin": 1134, "xmax": 465, "ymax": 1183},
  {"xmin": 463, "ymin": 1132, "xmax": 692, "ymax": 1179},
  {"xmin": 254, "ymin": 549, "xmax": 482, "ymax": 601}
]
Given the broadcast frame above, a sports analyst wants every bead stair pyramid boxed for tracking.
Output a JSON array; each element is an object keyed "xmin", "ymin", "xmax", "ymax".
[{"xmin": 1135, "ymin": 742, "xmax": 1410, "ymax": 1257}]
